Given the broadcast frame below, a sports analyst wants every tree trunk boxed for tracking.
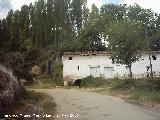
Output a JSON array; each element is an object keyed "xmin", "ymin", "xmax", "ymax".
[
  {"xmin": 149, "ymin": 51, "xmax": 153, "ymax": 78},
  {"xmin": 129, "ymin": 64, "xmax": 132, "ymax": 79}
]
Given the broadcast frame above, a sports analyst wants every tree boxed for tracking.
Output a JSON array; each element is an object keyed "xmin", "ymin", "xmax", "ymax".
[
  {"xmin": 71, "ymin": 0, "xmax": 83, "ymax": 32},
  {"xmin": 10, "ymin": 10, "xmax": 21, "ymax": 52},
  {"xmin": 82, "ymin": 0, "xmax": 89, "ymax": 28},
  {"xmin": 78, "ymin": 4, "xmax": 106, "ymax": 51},
  {"xmin": 127, "ymin": 4, "xmax": 155, "ymax": 78},
  {"xmin": 150, "ymin": 14, "xmax": 160, "ymax": 51},
  {"xmin": 127, "ymin": 4, "xmax": 155, "ymax": 26},
  {"xmin": 19, "ymin": 5, "xmax": 30, "ymax": 53},
  {"xmin": 107, "ymin": 19, "xmax": 146, "ymax": 78},
  {"xmin": 101, "ymin": 4, "xmax": 126, "ymax": 22},
  {"xmin": 46, "ymin": 0, "xmax": 55, "ymax": 45}
]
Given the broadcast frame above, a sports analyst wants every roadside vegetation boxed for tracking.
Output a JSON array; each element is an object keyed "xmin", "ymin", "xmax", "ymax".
[
  {"xmin": 1, "ymin": 90, "xmax": 56, "ymax": 120},
  {"xmin": 27, "ymin": 74, "xmax": 63, "ymax": 89},
  {"xmin": 80, "ymin": 76, "xmax": 160, "ymax": 107}
]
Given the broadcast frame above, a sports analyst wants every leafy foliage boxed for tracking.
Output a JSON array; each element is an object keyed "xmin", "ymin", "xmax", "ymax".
[
  {"xmin": 81, "ymin": 76, "xmax": 110, "ymax": 88},
  {"xmin": 107, "ymin": 19, "xmax": 146, "ymax": 78},
  {"xmin": 53, "ymin": 60, "xmax": 63, "ymax": 85}
]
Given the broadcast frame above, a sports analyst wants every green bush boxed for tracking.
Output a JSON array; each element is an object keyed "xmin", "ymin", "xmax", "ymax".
[
  {"xmin": 54, "ymin": 60, "xmax": 63, "ymax": 85},
  {"xmin": 40, "ymin": 61, "xmax": 47, "ymax": 73},
  {"xmin": 112, "ymin": 78, "xmax": 160, "ymax": 91},
  {"xmin": 136, "ymin": 78, "xmax": 160, "ymax": 91},
  {"xmin": 112, "ymin": 79, "xmax": 136, "ymax": 90},
  {"xmin": 150, "ymin": 93, "xmax": 160, "ymax": 102},
  {"xmin": 81, "ymin": 76, "xmax": 110, "ymax": 88}
]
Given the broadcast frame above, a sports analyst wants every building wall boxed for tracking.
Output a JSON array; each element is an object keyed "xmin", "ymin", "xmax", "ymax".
[
  {"xmin": 132, "ymin": 53, "xmax": 160, "ymax": 78},
  {"xmin": 62, "ymin": 53, "xmax": 160, "ymax": 80}
]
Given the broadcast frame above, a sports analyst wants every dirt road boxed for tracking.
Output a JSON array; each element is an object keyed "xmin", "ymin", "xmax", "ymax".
[{"xmin": 35, "ymin": 89, "xmax": 160, "ymax": 120}]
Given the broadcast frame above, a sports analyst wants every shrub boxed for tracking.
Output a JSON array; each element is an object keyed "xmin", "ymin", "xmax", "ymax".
[
  {"xmin": 112, "ymin": 78, "xmax": 160, "ymax": 91},
  {"xmin": 112, "ymin": 79, "xmax": 136, "ymax": 90},
  {"xmin": 53, "ymin": 60, "xmax": 63, "ymax": 85},
  {"xmin": 81, "ymin": 76, "xmax": 110, "ymax": 88},
  {"xmin": 136, "ymin": 78, "xmax": 160, "ymax": 91},
  {"xmin": 40, "ymin": 61, "xmax": 47, "ymax": 73}
]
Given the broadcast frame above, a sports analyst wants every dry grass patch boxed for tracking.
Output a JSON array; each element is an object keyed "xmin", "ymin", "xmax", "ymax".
[{"xmin": 0, "ymin": 90, "xmax": 56, "ymax": 120}]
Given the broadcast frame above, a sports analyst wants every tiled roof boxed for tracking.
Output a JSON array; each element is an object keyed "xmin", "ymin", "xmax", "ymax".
[
  {"xmin": 63, "ymin": 51, "xmax": 111, "ymax": 56},
  {"xmin": 63, "ymin": 51, "xmax": 160, "ymax": 56},
  {"xmin": 138, "ymin": 51, "xmax": 160, "ymax": 54}
]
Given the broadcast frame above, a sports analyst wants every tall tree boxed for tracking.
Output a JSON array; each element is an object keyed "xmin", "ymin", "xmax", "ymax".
[
  {"xmin": 107, "ymin": 19, "xmax": 146, "ymax": 78},
  {"xmin": 19, "ymin": 5, "xmax": 30, "ymax": 52},
  {"xmin": 71, "ymin": 0, "xmax": 83, "ymax": 32},
  {"xmin": 82, "ymin": 0, "xmax": 89, "ymax": 28},
  {"xmin": 10, "ymin": 10, "xmax": 21, "ymax": 52},
  {"xmin": 46, "ymin": 0, "xmax": 55, "ymax": 45},
  {"xmin": 101, "ymin": 4, "xmax": 126, "ymax": 22},
  {"xmin": 78, "ymin": 4, "xmax": 105, "ymax": 51}
]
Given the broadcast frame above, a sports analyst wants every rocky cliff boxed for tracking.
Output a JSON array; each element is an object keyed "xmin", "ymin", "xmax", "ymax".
[{"xmin": 0, "ymin": 64, "xmax": 21, "ymax": 111}]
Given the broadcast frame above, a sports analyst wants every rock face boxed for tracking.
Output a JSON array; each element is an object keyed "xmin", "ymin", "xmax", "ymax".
[
  {"xmin": 32, "ymin": 65, "xmax": 41, "ymax": 76},
  {"xmin": 0, "ymin": 64, "xmax": 21, "ymax": 111}
]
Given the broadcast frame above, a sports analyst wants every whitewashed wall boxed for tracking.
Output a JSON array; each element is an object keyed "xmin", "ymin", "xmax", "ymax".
[{"xmin": 62, "ymin": 53, "xmax": 160, "ymax": 80}]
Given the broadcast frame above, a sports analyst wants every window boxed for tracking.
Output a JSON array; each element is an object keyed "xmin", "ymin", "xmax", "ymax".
[
  {"xmin": 152, "ymin": 55, "xmax": 157, "ymax": 60},
  {"xmin": 146, "ymin": 66, "xmax": 150, "ymax": 71},
  {"xmin": 112, "ymin": 58, "xmax": 115, "ymax": 64},
  {"xmin": 78, "ymin": 66, "xmax": 80, "ymax": 70},
  {"xmin": 69, "ymin": 57, "xmax": 72, "ymax": 60}
]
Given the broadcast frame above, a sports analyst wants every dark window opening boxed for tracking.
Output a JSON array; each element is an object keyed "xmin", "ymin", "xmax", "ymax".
[
  {"xmin": 146, "ymin": 66, "xmax": 150, "ymax": 71},
  {"xmin": 112, "ymin": 58, "xmax": 115, "ymax": 64},
  {"xmin": 78, "ymin": 66, "xmax": 80, "ymax": 70},
  {"xmin": 69, "ymin": 57, "xmax": 72, "ymax": 60},
  {"xmin": 141, "ymin": 58, "xmax": 144, "ymax": 60},
  {"xmin": 152, "ymin": 55, "xmax": 157, "ymax": 60}
]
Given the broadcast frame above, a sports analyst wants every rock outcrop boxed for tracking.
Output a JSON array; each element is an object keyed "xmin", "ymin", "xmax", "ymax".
[
  {"xmin": 32, "ymin": 65, "xmax": 41, "ymax": 76},
  {"xmin": 0, "ymin": 64, "xmax": 21, "ymax": 111}
]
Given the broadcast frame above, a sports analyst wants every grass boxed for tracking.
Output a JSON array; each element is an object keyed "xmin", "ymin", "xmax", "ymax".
[
  {"xmin": 27, "ymin": 74, "xmax": 63, "ymax": 89},
  {"xmin": 128, "ymin": 90, "xmax": 160, "ymax": 103},
  {"xmin": 81, "ymin": 76, "xmax": 112, "ymax": 88},
  {"xmin": 80, "ymin": 77, "xmax": 160, "ymax": 105}
]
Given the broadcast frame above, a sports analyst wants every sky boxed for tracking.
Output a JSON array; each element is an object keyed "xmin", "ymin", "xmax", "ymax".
[{"xmin": 0, "ymin": 0, "xmax": 160, "ymax": 19}]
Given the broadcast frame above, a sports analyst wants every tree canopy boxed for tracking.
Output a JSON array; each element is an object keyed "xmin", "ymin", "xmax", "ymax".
[{"xmin": 107, "ymin": 19, "xmax": 146, "ymax": 78}]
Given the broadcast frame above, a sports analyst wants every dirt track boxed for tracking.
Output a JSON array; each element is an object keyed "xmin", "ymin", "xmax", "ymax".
[{"xmin": 34, "ymin": 88, "xmax": 160, "ymax": 120}]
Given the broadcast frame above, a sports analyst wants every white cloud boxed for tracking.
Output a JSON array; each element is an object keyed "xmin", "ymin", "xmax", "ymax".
[
  {"xmin": 87, "ymin": 0, "xmax": 103, "ymax": 9},
  {"xmin": 11, "ymin": 0, "xmax": 103, "ymax": 11},
  {"xmin": 123, "ymin": 0, "xmax": 160, "ymax": 13},
  {"xmin": 11, "ymin": 0, "xmax": 36, "ymax": 10},
  {"xmin": 0, "ymin": 0, "xmax": 36, "ymax": 19},
  {"xmin": 0, "ymin": 11, "xmax": 8, "ymax": 19}
]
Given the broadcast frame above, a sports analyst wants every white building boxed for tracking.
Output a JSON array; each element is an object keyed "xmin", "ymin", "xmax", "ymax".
[{"xmin": 62, "ymin": 51, "xmax": 160, "ymax": 80}]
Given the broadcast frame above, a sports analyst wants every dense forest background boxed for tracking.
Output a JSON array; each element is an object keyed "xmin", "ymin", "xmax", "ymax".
[{"xmin": 1, "ymin": 0, "xmax": 160, "ymax": 80}]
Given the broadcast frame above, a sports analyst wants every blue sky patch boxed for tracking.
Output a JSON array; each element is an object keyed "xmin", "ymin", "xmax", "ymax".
[{"xmin": 102, "ymin": 0, "xmax": 123, "ymax": 4}]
